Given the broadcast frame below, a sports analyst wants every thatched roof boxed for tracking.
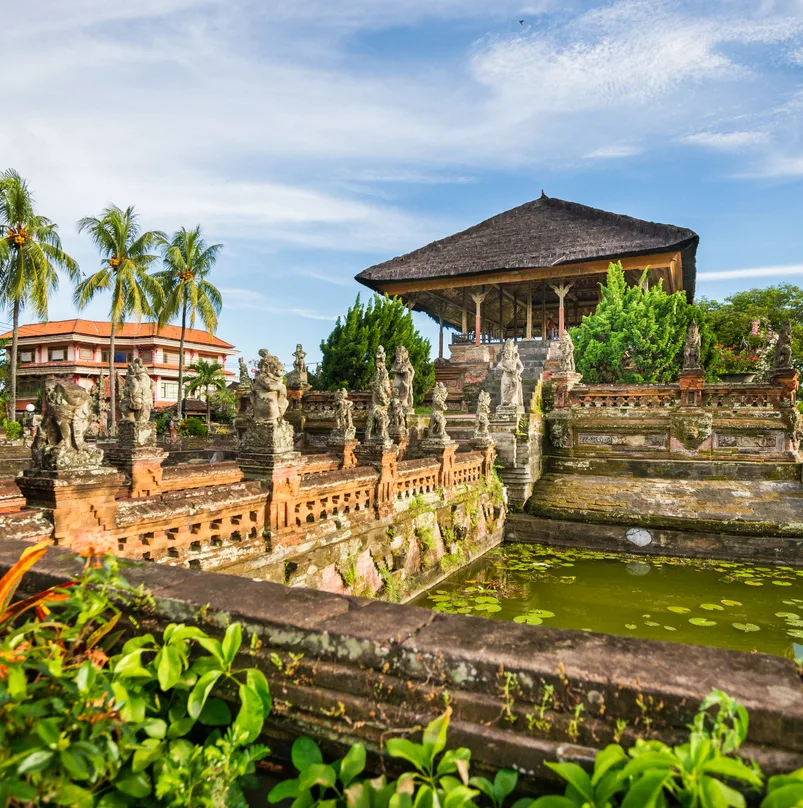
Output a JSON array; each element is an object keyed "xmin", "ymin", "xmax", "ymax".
[{"xmin": 356, "ymin": 194, "xmax": 699, "ymax": 300}]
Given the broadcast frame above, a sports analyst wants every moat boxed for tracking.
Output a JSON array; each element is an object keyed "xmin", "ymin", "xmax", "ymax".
[{"xmin": 412, "ymin": 543, "xmax": 803, "ymax": 658}]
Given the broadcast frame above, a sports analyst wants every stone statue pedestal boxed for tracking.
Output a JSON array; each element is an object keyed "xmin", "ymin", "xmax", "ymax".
[
  {"xmin": 419, "ymin": 435, "xmax": 456, "ymax": 457},
  {"xmin": 551, "ymin": 371, "xmax": 583, "ymax": 409},
  {"xmin": 32, "ymin": 443, "xmax": 105, "ymax": 472},
  {"xmin": 679, "ymin": 369, "xmax": 706, "ymax": 407},
  {"xmin": 327, "ymin": 436, "xmax": 359, "ymax": 469},
  {"xmin": 494, "ymin": 404, "xmax": 523, "ymax": 422},
  {"xmin": 354, "ymin": 442, "xmax": 398, "ymax": 517},
  {"xmin": 238, "ymin": 420, "xmax": 301, "ymax": 479},
  {"xmin": 771, "ymin": 368, "xmax": 799, "ymax": 408},
  {"xmin": 105, "ymin": 421, "xmax": 168, "ymax": 498},
  {"xmin": 17, "ymin": 465, "xmax": 124, "ymax": 546}
]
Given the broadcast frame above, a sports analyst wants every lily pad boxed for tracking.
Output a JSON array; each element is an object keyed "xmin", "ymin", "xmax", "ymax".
[
  {"xmin": 700, "ymin": 603, "xmax": 725, "ymax": 611},
  {"xmin": 513, "ymin": 614, "xmax": 542, "ymax": 625},
  {"xmin": 663, "ymin": 626, "xmax": 677, "ymax": 631},
  {"xmin": 625, "ymin": 624, "xmax": 637, "ymax": 630},
  {"xmin": 787, "ymin": 629, "xmax": 803, "ymax": 639},
  {"xmin": 772, "ymin": 581, "xmax": 792, "ymax": 587},
  {"xmin": 529, "ymin": 609, "xmax": 556, "ymax": 619},
  {"xmin": 644, "ymin": 621, "xmax": 660, "ymax": 627},
  {"xmin": 743, "ymin": 580, "xmax": 763, "ymax": 586},
  {"xmin": 775, "ymin": 612, "xmax": 800, "ymax": 619},
  {"xmin": 667, "ymin": 606, "xmax": 690, "ymax": 614},
  {"xmin": 721, "ymin": 600, "xmax": 742, "ymax": 607},
  {"xmin": 732, "ymin": 623, "xmax": 760, "ymax": 633},
  {"xmin": 689, "ymin": 618, "xmax": 717, "ymax": 627}
]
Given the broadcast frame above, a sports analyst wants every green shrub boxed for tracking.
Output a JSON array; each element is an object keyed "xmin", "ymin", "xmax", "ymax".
[
  {"xmin": 178, "ymin": 417, "xmax": 208, "ymax": 438},
  {"xmin": 3, "ymin": 419, "xmax": 22, "ymax": 440}
]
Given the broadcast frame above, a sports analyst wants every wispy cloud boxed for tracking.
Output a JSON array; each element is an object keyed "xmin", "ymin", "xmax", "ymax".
[
  {"xmin": 697, "ymin": 265, "xmax": 803, "ymax": 282},
  {"xmin": 220, "ymin": 288, "xmax": 338, "ymax": 320},
  {"xmin": 585, "ymin": 145, "xmax": 643, "ymax": 159},
  {"xmin": 680, "ymin": 130, "xmax": 771, "ymax": 150}
]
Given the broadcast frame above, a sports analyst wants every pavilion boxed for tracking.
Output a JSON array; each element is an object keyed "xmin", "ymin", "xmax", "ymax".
[{"xmin": 355, "ymin": 194, "xmax": 699, "ymax": 361}]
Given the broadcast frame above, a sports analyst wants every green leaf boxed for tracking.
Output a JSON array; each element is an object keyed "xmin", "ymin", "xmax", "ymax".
[
  {"xmin": 387, "ymin": 738, "xmax": 426, "ymax": 772},
  {"xmin": 340, "ymin": 743, "xmax": 367, "ymax": 787},
  {"xmin": 132, "ymin": 739, "xmax": 163, "ymax": 774},
  {"xmin": 620, "ymin": 771, "xmax": 668, "ymax": 808},
  {"xmin": 8, "ymin": 666, "xmax": 26, "ymax": 699},
  {"xmin": 732, "ymin": 623, "xmax": 760, "ymax": 633},
  {"xmin": 187, "ymin": 670, "xmax": 222, "ymax": 719},
  {"xmin": 689, "ymin": 617, "xmax": 717, "ymax": 627},
  {"xmin": 345, "ymin": 783, "xmax": 373, "ymax": 808},
  {"xmin": 700, "ymin": 776, "xmax": 745, "ymax": 808},
  {"xmin": 761, "ymin": 783, "xmax": 803, "ymax": 807},
  {"xmin": 60, "ymin": 749, "xmax": 90, "ymax": 780},
  {"xmin": 592, "ymin": 744, "xmax": 627, "ymax": 786},
  {"xmin": 233, "ymin": 683, "xmax": 265, "ymax": 744},
  {"xmin": 422, "ymin": 710, "xmax": 451, "ymax": 760},
  {"xmin": 247, "ymin": 668, "xmax": 272, "ymax": 714},
  {"xmin": 142, "ymin": 718, "xmax": 167, "ymax": 739},
  {"xmin": 196, "ymin": 636, "xmax": 225, "ymax": 664},
  {"xmin": 115, "ymin": 770, "xmax": 152, "ymax": 798},
  {"xmin": 158, "ymin": 645, "xmax": 183, "ymax": 690},
  {"xmin": 56, "ymin": 783, "xmax": 93, "ymax": 807},
  {"xmin": 167, "ymin": 717, "xmax": 196, "ymax": 739},
  {"xmin": 412, "ymin": 785, "xmax": 434, "ymax": 808},
  {"xmin": 97, "ymin": 793, "xmax": 130, "ymax": 808},
  {"xmin": 494, "ymin": 769, "xmax": 518, "ymax": 802},
  {"xmin": 299, "ymin": 763, "xmax": 337, "ymax": 791},
  {"xmin": 198, "ymin": 697, "xmax": 232, "ymax": 726},
  {"xmin": 222, "ymin": 623, "xmax": 243, "ymax": 667},
  {"xmin": 529, "ymin": 799, "xmax": 576, "ymax": 808},
  {"xmin": 467, "ymin": 777, "xmax": 495, "ymax": 801},
  {"xmin": 36, "ymin": 718, "xmax": 61, "ymax": 748},
  {"xmin": 269, "ymin": 778, "xmax": 301, "ymax": 803},
  {"xmin": 437, "ymin": 748, "xmax": 471, "ymax": 780},
  {"xmin": 544, "ymin": 762, "xmax": 593, "ymax": 803},
  {"xmin": 292, "ymin": 737, "xmax": 323, "ymax": 772},
  {"xmin": 75, "ymin": 661, "xmax": 96, "ymax": 694},
  {"xmin": 18, "ymin": 749, "xmax": 55, "ymax": 775},
  {"xmin": 703, "ymin": 757, "xmax": 763, "ymax": 787}
]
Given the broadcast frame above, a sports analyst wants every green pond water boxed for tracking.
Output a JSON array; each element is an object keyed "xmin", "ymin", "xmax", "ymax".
[{"xmin": 410, "ymin": 544, "xmax": 803, "ymax": 659}]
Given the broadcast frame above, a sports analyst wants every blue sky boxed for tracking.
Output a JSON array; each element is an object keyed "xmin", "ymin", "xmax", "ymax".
[{"xmin": 5, "ymin": 0, "xmax": 803, "ymax": 372}]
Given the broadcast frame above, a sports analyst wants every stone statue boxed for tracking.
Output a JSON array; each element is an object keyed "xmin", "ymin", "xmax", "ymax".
[
  {"xmin": 238, "ymin": 357, "xmax": 250, "ymax": 385},
  {"xmin": 251, "ymin": 349, "xmax": 290, "ymax": 424},
  {"xmin": 32, "ymin": 378, "xmax": 103, "ymax": 470},
  {"xmin": 474, "ymin": 390, "xmax": 491, "ymax": 442},
  {"xmin": 559, "ymin": 331, "xmax": 575, "ymax": 374},
  {"xmin": 683, "ymin": 321, "xmax": 701, "ymax": 371},
  {"xmin": 331, "ymin": 388, "xmax": 355, "ymax": 441},
  {"xmin": 391, "ymin": 345, "xmax": 415, "ymax": 410},
  {"xmin": 498, "ymin": 339, "xmax": 524, "ymax": 410},
  {"xmin": 388, "ymin": 387, "xmax": 408, "ymax": 441},
  {"xmin": 427, "ymin": 382, "xmax": 449, "ymax": 441},
  {"xmin": 774, "ymin": 321, "xmax": 793, "ymax": 370},
  {"xmin": 365, "ymin": 346, "xmax": 391, "ymax": 444},
  {"xmin": 120, "ymin": 358, "xmax": 155, "ymax": 423},
  {"xmin": 286, "ymin": 343, "xmax": 309, "ymax": 389},
  {"xmin": 90, "ymin": 372, "xmax": 108, "ymax": 435}
]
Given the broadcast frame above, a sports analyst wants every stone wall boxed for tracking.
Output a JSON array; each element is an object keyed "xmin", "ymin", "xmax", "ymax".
[{"xmin": 4, "ymin": 538, "xmax": 802, "ymax": 791}]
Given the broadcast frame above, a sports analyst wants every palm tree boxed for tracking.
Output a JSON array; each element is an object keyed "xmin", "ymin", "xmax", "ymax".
[
  {"xmin": 155, "ymin": 226, "xmax": 222, "ymax": 419},
  {"xmin": 184, "ymin": 359, "xmax": 227, "ymax": 425},
  {"xmin": 0, "ymin": 170, "xmax": 80, "ymax": 421},
  {"xmin": 73, "ymin": 205, "xmax": 164, "ymax": 435}
]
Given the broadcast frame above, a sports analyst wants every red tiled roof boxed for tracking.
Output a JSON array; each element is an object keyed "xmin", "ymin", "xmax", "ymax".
[{"xmin": 0, "ymin": 319, "xmax": 235, "ymax": 349}]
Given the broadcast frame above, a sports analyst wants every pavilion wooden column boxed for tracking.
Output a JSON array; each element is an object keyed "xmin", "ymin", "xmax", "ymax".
[
  {"xmin": 513, "ymin": 294, "xmax": 518, "ymax": 342},
  {"xmin": 525, "ymin": 284, "xmax": 533, "ymax": 340},
  {"xmin": 438, "ymin": 309, "xmax": 444, "ymax": 360},
  {"xmin": 549, "ymin": 281, "xmax": 574, "ymax": 337},
  {"xmin": 471, "ymin": 291, "xmax": 487, "ymax": 347}
]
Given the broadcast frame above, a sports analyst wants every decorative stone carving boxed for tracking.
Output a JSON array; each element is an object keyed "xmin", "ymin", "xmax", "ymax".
[
  {"xmin": 391, "ymin": 345, "xmax": 415, "ymax": 410},
  {"xmin": 238, "ymin": 357, "xmax": 250, "ymax": 386},
  {"xmin": 683, "ymin": 321, "xmax": 701, "ymax": 370},
  {"xmin": 329, "ymin": 388, "xmax": 356, "ymax": 442},
  {"xmin": 242, "ymin": 348, "xmax": 295, "ymax": 456},
  {"xmin": 547, "ymin": 417, "xmax": 572, "ymax": 450},
  {"xmin": 365, "ymin": 347, "xmax": 391, "ymax": 446},
  {"xmin": 473, "ymin": 390, "xmax": 492, "ymax": 443},
  {"xmin": 90, "ymin": 372, "xmax": 108, "ymax": 436},
  {"xmin": 286, "ymin": 343, "xmax": 310, "ymax": 389},
  {"xmin": 559, "ymin": 331, "xmax": 575, "ymax": 374},
  {"xmin": 388, "ymin": 388, "xmax": 408, "ymax": 442},
  {"xmin": 32, "ymin": 378, "xmax": 103, "ymax": 471},
  {"xmin": 497, "ymin": 339, "xmax": 524, "ymax": 416},
  {"xmin": 774, "ymin": 321, "xmax": 793, "ymax": 370},
  {"xmin": 421, "ymin": 382, "xmax": 454, "ymax": 453},
  {"xmin": 120, "ymin": 358, "xmax": 155, "ymax": 424}
]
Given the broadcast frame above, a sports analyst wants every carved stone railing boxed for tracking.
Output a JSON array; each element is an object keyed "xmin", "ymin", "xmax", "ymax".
[
  {"xmin": 569, "ymin": 384, "xmax": 679, "ymax": 409},
  {"xmin": 453, "ymin": 450, "xmax": 485, "ymax": 487},
  {"xmin": 292, "ymin": 468, "xmax": 379, "ymax": 530},
  {"xmin": 396, "ymin": 458, "xmax": 441, "ymax": 500},
  {"xmin": 702, "ymin": 384, "xmax": 781, "ymax": 409},
  {"xmin": 294, "ymin": 391, "xmax": 372, "ymax": 415}
]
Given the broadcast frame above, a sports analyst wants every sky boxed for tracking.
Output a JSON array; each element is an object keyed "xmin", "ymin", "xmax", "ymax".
[{"xmin": 4, "ymin": 0, "xmax": 803, "ymax": 372}]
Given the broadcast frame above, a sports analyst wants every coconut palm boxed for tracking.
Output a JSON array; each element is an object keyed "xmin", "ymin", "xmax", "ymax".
[
  {"xmin": 0, "ymin": 170, "xmax": 80, "ymax": 421},
  {"xmin": 184, "ymin": 359, "xmax": 227, "ymax": 425},
  {"xmin": 155, "ymin": 226, "xmax": 222, "ymax": 419},
  {"xmin": 73, "ymin": 205, "xmax": 164, "ymax": 435}
]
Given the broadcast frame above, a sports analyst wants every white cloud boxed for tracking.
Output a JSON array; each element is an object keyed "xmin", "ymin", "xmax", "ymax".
[
  {"xmin": 585, "ymin": 145, "xmax": 643, "ymax": 159},
  {"xmin": 220, "ymin": 288, "xmax": 339, "ymax": 320},
  {"xmin": 697, "ymin": 264, "xmax": 803, "ymax": 281},
  {"xmin": 680, "ymin": 130, "xmax": 771, "ymax": 149}
]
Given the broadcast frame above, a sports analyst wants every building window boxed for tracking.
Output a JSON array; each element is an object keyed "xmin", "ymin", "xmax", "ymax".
[
  {"xmin": 17, "ymin": 379, "xmax": 41, "ymax": 397},
  {"xmin": 164, "ymin": 352, "xmax": 179, "ymax": 365},
  {"xmin": 160, "ymin": 382, "xmax": 179, "ymax": 400},
  {"xmin": 79, "ymin": 347, "xmax": 93, "ymax": 360},
  {"xmin": 18, "ymin": 351, "xmax": 33, "ymax": 363},
  {"xmin": 114, "ymin": 350, "xmax": 134, "ymax": 364},
  {"xmin": 139, "ymin": 350, "xmax": 153, "ymax": 363},
  {"xmin": 49, "ymin": 347, "xmax": 66, "ymax": 362}
]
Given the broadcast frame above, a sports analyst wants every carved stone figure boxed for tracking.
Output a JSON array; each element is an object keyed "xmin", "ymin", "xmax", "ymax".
[
  {"xmin": 32, "ymin": 378, "xmax": 103, "ymax": 470},
  {"xmin": 559, "ymin": 331, "xmax": 575, "ymax": 374},
  {"xmin": 365, "ymin": 347, "xmax": 391, "ymax": 444},
  {"xmin": 90, "ymin": 372, "xmax": 108, "ymax": 435},
  {"xmin": 427, "ymin": 382, "xmax": 450, "ymax": 442},
  {"xmin": 497, "ymin": 339, "xmax": 524, "ymax": 411},
  {"xmin": 774, "ymin": 321, "xmax": 793, "ymax": 370},
  {"xmin": 474, "ymin": 390, "xmax": 491, "ymax": 442},
  {"xmin": 286, "ymin": 343, "xmax": 309, "ymax": 389},
  {"xmin": 388, "ymin": 388, "xmax": 408, "ymax": 441},
  {"xmin": 330, "ymin": 388, "xmax": 355, "ymax": 441},
  {"xmin": 683, "ymin": 321, "xmax": 701, "ymax": 371},
  {"xmin": 242, "ymin": 348, "xmax": 295, "ymax": 454},
  {"xmin": 238, "ymin": 357, "xmax": 250, "ymax": 385},
  {"xmin": 120, "ymin": 359, "xmax": 155, "ymax": 423},
  {"xmin": 391, "ymin": 345, "xmax": 415, "ymax": 410}
]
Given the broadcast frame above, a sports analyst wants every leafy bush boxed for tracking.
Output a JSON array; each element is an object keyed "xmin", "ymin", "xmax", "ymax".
[
  {"xmin": 571, "ymin": 261, "xmax": 716, "ymax": 383},
  {"xmin": 154, "ymin": 414, "xmax": 171, "ymax": 436},
  {"xmin": 0, "ymin": 544, "xmax": 270, "ymax": 807},
  {"xmin": 178, "ymin": 417, "xmax": 208, "ymax": 438},
  {"xmin": 3, "ymin": 419, "xmax": 23, "ymax": 440}
]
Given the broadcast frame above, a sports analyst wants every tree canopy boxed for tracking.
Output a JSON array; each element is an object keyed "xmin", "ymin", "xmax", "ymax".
[
  {"xmin": 317, "ymin": 294, "xmax": 434, "ymax": 404},
  {"xmin": 571, "ymin": 261, "xmax": 716, "ymax": 384},
  {"xmin": 697, "ymin": 284, "xmax": 803, "ymax": 372}
]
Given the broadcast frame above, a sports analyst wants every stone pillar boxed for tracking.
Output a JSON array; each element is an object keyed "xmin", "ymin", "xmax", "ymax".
[
  {"xmin": 438, "ymin": 442, "xmax": 457, "ymax": 490},
  {"xmin": 772, "ymin": 368, "xmax": 799, "ymax": 408},
  {"xmin": 678, "ymin": 369, "xmax": 706, "ymax": 407},
  {"xmin": 525, "ymin": 284, "xmax": 533, "ymax": 340},
  {"xmin": 266, "ymin": 460, "xmax": 304, "ymax": 535},
  {"xmin": 551, "ymin": 371, "xmax": 583, "ymax": 409},
  {"xmin": 549, "ymin": 281, "xmax": 574, "ymax": 337},
  {"xmin": 471, "ymin": 292, "xmax": 487, "ymax": 347},
  {"xmin": 105, "ymin": 420, "xmax": 168, "ymax": 498}
]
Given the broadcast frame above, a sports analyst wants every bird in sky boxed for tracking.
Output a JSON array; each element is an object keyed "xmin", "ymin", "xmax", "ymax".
[{"xmin": 519, "ymin": 19, "xmax": 524, "ymax": 24}]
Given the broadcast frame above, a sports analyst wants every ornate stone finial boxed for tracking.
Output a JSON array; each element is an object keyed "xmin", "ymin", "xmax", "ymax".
[
  {"xmin": 238, "ymin": 357, "xmax": 250, "ymax": 386},
  {"xmin": 330, "ymin": 387, "xmax": 356, "ymax": 442},
  {"xmin": 391, "ymin": 345, "xmax": 415, "ymax": 411},
  {"xmin": 120, "ymin": 358, "xmax": 155, "ymax": 424},
  {"xmin": 473, "ymin": 390, "xmax": 492, "ymax": 444},
  {"xmin": 365, "ymin": 346, "xmax": 391, "ymax": 445},
  {"xmin": 496, "ymin": 339, "xmax": 524, "ymax": 417},
  {"xmin": 425, "ymin": 382, "xmax": 452, "ymax": 444},
  {"xmin": 388, "ymin": 387, "xmax": 408, "ymax": 442},
  {"xmin": 286, "ymin": 343, "xmax": 309, "ymax": 389},
  {"xmin": 774, "ymin": 320, "xmax": 793, "ymax": 370},
  {"xmin": 32, "ymin": 378, "xmax": 103, "ymax": 471},
  {"xmin": 241, "ymin": 348, "xmax": 295, "ymax": 457},
  {"xmin": 559, "ymin": 330, "xmax": 575, "ymax": 374},
  {"xmin": 683, "ymin": 321, "xmax": 702, "ymax": 371}
]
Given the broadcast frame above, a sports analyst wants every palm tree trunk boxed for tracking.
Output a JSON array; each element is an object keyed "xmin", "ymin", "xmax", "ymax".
[
  {"xmin": 8, "ymin": 299, "xmax": 19, "ymax": 423},
  {"xmin": 177, "ymin": 293, "xmax": 187, "ymax": 420},
  {"xmin": 109, "ymin": 321, "xmax": 116, "ymax": 436},
  {"xmin": 206, "ymin": 384, "xmax": 211, "ymax": 426}
]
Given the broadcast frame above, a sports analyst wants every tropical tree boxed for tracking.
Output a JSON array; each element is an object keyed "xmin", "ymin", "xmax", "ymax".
[
  {"xmin": 73, "ymin": 205, "xmax": 164, "ymax": 435},
  {"xmin": 317, "ymin": 294, "xmax": 434, "ymax": 403},
  {"xmin": 185, "ymin": 359, "xmax": 227, "ymax": 425},
  {"xmin": 154, "ymin": 226, "xmax": 223, "ymax": 419},
  {"xmin": 0, "ymin": 170, "xmax": 80, "ymax": 420}
]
